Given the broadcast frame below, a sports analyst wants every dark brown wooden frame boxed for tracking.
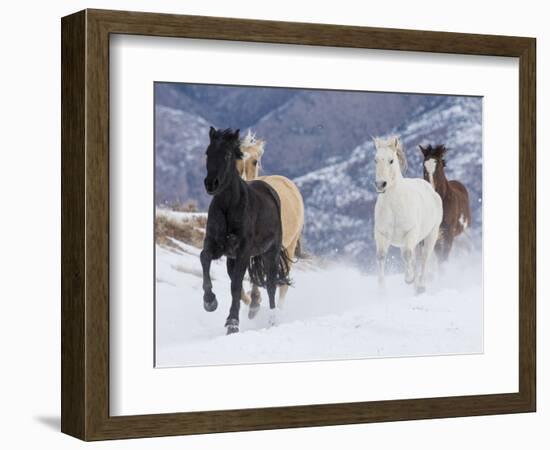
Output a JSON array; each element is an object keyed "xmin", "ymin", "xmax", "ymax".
[{"xmin": 61, "ymin": 8, "xmax": 536, "ymax": 441}]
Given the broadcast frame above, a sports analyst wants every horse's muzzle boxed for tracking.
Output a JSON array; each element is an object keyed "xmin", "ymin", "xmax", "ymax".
[
  {"xmin": 204, "ymin": 177, "xmax": 219, "ymax": 195},
  {"xmin": 375, "ymin": 180, "xmax": 387, "ymax": 193}
]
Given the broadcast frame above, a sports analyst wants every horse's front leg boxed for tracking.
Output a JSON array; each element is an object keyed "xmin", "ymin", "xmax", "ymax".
[
  {"xmin": 416, "ymin": 225, "xmax": 440, "ymax": 294},
  {"xmin": 435, "ymin": 224, "xmax": 453, "ymax": 264},
  {"xmin": 440, "ymin": 227, "xmax": 455, "ymax": 263},
  {"xmin": 200, "ymin": 240, "xmax": 222, "ymax": 312},
  {"xmin": 225, "ymin": 254, "xmax": 249, "ymax": 334},
  {"xmin": 375, "ymin": 230, "xmax": 390, "ymax": 288},
  {"xmin": 401, "ymin": 247, "xmax": 416, "ymax": 285},
  {"xmin": 247, "ymin": 284, "xmax": 262, "ymax": 319},
  {"xmin": 401, "ymin": 228, "xmax": 421, "ymax": 286}
]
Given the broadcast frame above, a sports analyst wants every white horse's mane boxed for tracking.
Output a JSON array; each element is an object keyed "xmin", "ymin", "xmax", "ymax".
[{"xmin": 373, "ymin": 135, "xmax": 408, "ymax": 174}]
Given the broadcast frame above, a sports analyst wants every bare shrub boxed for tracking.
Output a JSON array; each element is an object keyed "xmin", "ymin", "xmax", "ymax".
[
  {"xmin": 155, "ymin": 213, "xmax": 206, "ymax": 249},
  {"xmin": 164, "ymin": 200, "xmax": 199, "ymax": 213}
]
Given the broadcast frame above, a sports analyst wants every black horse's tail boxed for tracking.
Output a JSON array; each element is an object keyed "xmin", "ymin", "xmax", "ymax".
[
  {"xmin": 248, "ymin": 248, "xmax": 292, "ymax": 288},
  {"xmin": 294, "ymin": 238, "xmax": 303, "ymax": 259}
]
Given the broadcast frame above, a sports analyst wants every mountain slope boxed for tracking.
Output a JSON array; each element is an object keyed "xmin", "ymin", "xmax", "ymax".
[
  {"xmin": 155, "ymin": 105, "xmax": 213, "ymax": 206},
  {"xmin": 156, "ymin": 83, "xmax": 298, "ymax": 130},
  {"xmin": 252, "ymin": 90, "xmax": 430, "ymax": 178}
]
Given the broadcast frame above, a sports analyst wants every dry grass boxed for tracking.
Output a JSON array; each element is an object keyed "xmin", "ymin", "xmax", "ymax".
[
  {"xmin": 155, "ymin": 211, "xmax": 206, "ymax": 249},
  {"xmin": 161, "ymin": 200, "xmax": 199, "ymax": 213}
]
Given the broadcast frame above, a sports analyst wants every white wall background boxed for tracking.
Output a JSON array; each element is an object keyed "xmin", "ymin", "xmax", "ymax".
[{"xmin": 0, "ymin": 0, "xmax": 546, "ymax": 448}]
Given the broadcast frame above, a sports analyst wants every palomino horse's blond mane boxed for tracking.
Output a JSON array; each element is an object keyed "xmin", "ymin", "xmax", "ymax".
[{"xmin": 237, "ymin": 130, "xmax": 265, "ymax": 180}]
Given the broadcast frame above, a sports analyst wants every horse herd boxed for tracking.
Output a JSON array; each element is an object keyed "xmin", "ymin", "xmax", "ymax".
[{"xmin": 199, "ymin": 127, "xmax": 471, "ymax": 334}]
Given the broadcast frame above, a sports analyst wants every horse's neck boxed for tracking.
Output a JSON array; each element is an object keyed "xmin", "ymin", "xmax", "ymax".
[
  {"xmin": 218, "ymin": 174, "xmax": 247, "ymax": 215},
  {"xmin": 383, "ymin": 175, "xmax": 406, "ymax": 201},
  {"xmin": 390, "ymin": 170, "xmax": 405, "ymax": 190},
  {"xmin": 434, "ymin": 170, "xmax": 449, "ymax": 198}
]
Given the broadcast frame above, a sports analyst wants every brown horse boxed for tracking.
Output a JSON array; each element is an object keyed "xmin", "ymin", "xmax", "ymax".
[
  {"xmin": 237, "ymin": 131, "xmax": 304, "ymax": 316},
  {"xmin": 420, "ymin": 144, "xmax": 472, "ymax": 262}
]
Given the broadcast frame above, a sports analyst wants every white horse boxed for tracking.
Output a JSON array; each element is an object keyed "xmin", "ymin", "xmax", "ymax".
[{"xmin": 373, "ymin": 136, "xmax": 442, "ymax": 293}]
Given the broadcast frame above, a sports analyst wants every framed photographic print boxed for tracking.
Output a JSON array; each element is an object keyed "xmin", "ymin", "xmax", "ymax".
[{"xmin": 61, "ymin": 9, "xmax": 536, "ymax": 441}]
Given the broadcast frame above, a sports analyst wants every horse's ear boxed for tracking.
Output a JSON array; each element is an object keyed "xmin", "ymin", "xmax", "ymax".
[
  {"xmin": 209, "ymin": 126, "xmax": 216, "ymax": 140},
  {"xmin": 234, "ymin": 147, "xmax": 244, "ymax": 160},
  {"xmin": 233, "ymin": 129, "xmax": 240, "ymax": 141},
  {"xmin": 392, "ymin": 136, "xmax": 400, "ymax": 149},
  {"xmin": 419, "ymin": 145, "xmax": 427, "ymax": 156}
]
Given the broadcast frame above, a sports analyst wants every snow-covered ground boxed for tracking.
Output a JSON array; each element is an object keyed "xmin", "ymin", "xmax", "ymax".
[{"xmin": 155, "ymin": 234, "xmax": 483, "ymax": 368}]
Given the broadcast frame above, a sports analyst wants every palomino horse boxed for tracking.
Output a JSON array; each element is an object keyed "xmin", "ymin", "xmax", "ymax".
[
  {"xmin": 373, "ymin": 136, "xmax": 442, "ymax": 293},
  {"xmin": 236, "ymin": 130, "xmax": 304, "ymax": 317},
  {"xmin": 420, "ymin": 144, "xmax": 472, "ymax": 262},
  {"xmin": 200, "ymin": 127, "xmax": 291, "ymax": 334}
]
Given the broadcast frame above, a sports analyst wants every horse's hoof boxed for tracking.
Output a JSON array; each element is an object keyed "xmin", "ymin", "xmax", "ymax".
[
  {"xmin": 204, "ymin": 299, "xmax": 218, "ymax": 312},
  {"xmin": 226, "ymin": 325, "xmax": 239, "ymax": 335},
  {"xmin": 268, "ymin": 310, "xmax": 278, "ymax": 327},
  {"xmin": 251, "ymin": 290, "xmax": 262, "ymax": 305},
  {"xmin": 405, "ymin": 275, "xmax": 415, "ymax": 285},
  {"xmin": 225, "ymin": 318, "xmax": 239, "ymax": 334},
  {"xmin": 203, "ymin": 293, "xmax": 218, "ymax": 312},
  {"xmin": 248, "ymin": 303, "xmax": 260, "ymax": 320},
  {"xmin": 203, "ymin": 291, "xmax": 217, "ymax": 309},
  {"xmin": 415, "ymin": 286, "xmax": 426, "ymax": 295}
]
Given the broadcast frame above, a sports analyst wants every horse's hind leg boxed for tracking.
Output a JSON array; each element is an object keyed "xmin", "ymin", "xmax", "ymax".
[
  {"xmin": 278, "ymin": 284, "xmax": 290, "ymax": 309},
  {"xmin": 240, "ymin": 287, "xmax": 251, "ymax": 305},
  {"xmin": 263, "ymin": 247, "xmax": 279, "ymax": 326},
  {"xmin": 248, "ymin": 284, "xmax": 261, "ymax": 319}
]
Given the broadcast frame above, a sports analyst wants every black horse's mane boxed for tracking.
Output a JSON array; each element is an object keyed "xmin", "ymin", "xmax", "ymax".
[
  {"xmin": 210, "ymin": 127, "xmax": 244, "ymax": 159},
  {"xmin": 420, "ymin": 144, "xmax": 448, "ymax": 167},
  {"xmin": 213, "ymin": 128, "xmax": 238, "ymax": 139}
]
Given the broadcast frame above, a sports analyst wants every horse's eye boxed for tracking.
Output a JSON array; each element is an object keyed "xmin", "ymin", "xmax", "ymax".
[
  {"xmin": 253, "ymin": 160, "xmax": 258, "ymax": 166},
  {"xmin": 390, "ymin": 159, "xmax": 394, "ymax": 164}
]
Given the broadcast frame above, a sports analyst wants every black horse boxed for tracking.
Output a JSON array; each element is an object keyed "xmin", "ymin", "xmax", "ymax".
[{"xmin": 200, "ymin": 127, "xmax": 291, "ymax": 334}]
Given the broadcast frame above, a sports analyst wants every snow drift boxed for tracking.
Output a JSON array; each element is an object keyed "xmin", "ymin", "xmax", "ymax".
[{"xmin": 155, "ymin": 211, "xmax": 483, "ymax": 368}]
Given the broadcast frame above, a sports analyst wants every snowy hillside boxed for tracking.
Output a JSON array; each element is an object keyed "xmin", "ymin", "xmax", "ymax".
[
  {"xmin": 155, "ymin": 105, "xmax": 213, "ymax": 206},
  {"xmin": 294, "ymin": 96, "xmax": 482, "ymax": 267},
  {"xmin": 155, "ymin": 212, "xmax": 482, "ymax": 367}
]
